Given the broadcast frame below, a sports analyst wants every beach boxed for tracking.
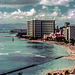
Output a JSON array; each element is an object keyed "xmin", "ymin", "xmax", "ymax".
[
  {"xmin": 14, "ymin": 36, "xmax": 75, "ymax": 75},
  {"xmin": 22, "ymin": 38, "xmax": 75, "ymax": 57},
  {"xmin": 20, "ymin": 38, "xmax": 75, "ymax": 75}
]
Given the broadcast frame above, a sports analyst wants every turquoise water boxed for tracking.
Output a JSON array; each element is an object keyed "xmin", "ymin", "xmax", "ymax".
[{"xmin": 0, "ymin": 33, "xmax": 75, "ymax": 75}]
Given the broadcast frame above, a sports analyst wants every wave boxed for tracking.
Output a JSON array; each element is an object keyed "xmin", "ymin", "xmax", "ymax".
[
  {"xmin": 0, "ymin": 53, "xmax": 9, "ymax": 55},
  {"xmin": 9, "ymin": 51, "xmax": 21, "ymax": 54},
  {"xmin": 0, "ymin": 48, "xmax": 4, "ymax": 50},
  {"xmin": 10, "ymin": 49, "xmax": 22, "ymax": 51},
  {"xmin": 35, "ymin": 55, "xmax": 46, "ymax": 58},
  {"xmin": 0, "ymin": 43, "xmax": 4, "ymax": 44},
  {"xmin": 14, "ymin": 51, "xmax": 21, "ymax": 53}
]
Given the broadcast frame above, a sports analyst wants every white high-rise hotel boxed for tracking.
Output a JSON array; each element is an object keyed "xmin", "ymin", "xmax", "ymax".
[
  {"xmin": 63, "ymin": 25, "xmax": 75, "ymax": 42},
  {"xmin": 27, "ymin": 20, "xmax": 55, "ymax": 38}
]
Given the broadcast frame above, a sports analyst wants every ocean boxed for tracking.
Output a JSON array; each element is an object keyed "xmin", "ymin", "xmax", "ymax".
[{"xmin": 0, "ymin": 33, "xmax": 75, "ymax": 75}]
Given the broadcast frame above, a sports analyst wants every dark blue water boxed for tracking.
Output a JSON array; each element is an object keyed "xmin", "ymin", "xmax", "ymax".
[{"xmin": 0, "ymin": 33, "xmax": 75, "ymax": 75}]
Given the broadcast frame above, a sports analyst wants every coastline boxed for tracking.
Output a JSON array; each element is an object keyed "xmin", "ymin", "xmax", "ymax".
[
  {"xmin": 16, "ymin": 36, "xmax": 75, "ymax": 59},
  {"xmin": 15, "ymin": 37, "xmax": 75, "ymax": 75},
  {"xmin": 23, "ymin": 38, "xmax": 75, "ymax": 58},
  {"xmin": 25, "ymin": 39, "xmax": 75, "ymax": 75}
]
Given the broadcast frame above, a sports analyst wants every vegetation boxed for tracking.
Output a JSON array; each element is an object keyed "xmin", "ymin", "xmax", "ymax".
[
  {"xmin": 60, "ymin": 73, "xmax": 63, "ymax": 75},
  {"xmin": 29, "ymin": 37, "xmax": 33, "ymax": 40},
  {"xmin": 47, "ymin": 37, "xmax": 53, "ymax": 41},
  {"xmin": 53, "ymin": 73, "xmax": 58, "ymax": 75},
  {"xmin": 56, "ymin": 37, "xmax": 65, "ymax": 42},
  {"xmin": 70, "ymin": 38, "xmax": 75, "ymax": 45},
  {"xmin": 64, "ymin": 40, "xmax": 69, "ymax": 44},
  {"xmin": 29, "ymin": 36, "xmax": 41, "ymax": 40},
  {"xmin": 65, "ymin": 70, "xmax": 69, "ymax": 75},
  {"xmin": 47, "ymin": 73, "xmax": 52, "ymax": 75}
]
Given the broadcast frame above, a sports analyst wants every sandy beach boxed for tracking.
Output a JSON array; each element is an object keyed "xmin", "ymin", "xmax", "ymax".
[
  {"xmin": 24, "ymin": 39, "xmax": 75, "ymax": 75},
  {"xmin": 15, "ymin": 37, "xmax": 75, "ymax": 75},
  {"xmin": 24, "ymin": 39, "xmax": 75, "ymax": 58}
]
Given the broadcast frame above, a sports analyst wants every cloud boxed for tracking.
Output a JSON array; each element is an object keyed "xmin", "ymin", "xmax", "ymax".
[
  {"xmin": 0, "ymin": 0, "xmax": 40, "ymax": 8},
  {"xmin": 40, "ymin": 0, "xmax": 74, "ymax": 7},
  {"xmin": 35, "ymin": 13, "xmax": 45, "ymax": 19},
  {"xmin": 11, "ymin": 8, "xmax": 36, "ymax": 16},
  {"xmin": 0, "ymin": 0, "xmax": 40, "ymax": 5},
  {"xmin": 73, "ymin": 5, "xmax": 75, "ymax": 8},
  {"xmin": 42, "ymin": 5, "xmax": 48, "ymax": 9},
  {"xmin": 0, "ymin": 8, "xmax": 36, "ymax": 24},
  {"xmin": 34, "ymin": 7, "xmax": 75, "ymax": 26},
  {"xmin": 0, "ymin": 0, "xmax": 74, "ymax": 8},
  {"xmin": 0, "ymin": 4, "xmax": 25, "ymax": 8},
  {"xmin": 0, "ymin": 5, "xmax": 75, "ymax": 27},
  {"xmin": 61, "ymin": 9, "xmax": 75, "ymax": 19}
]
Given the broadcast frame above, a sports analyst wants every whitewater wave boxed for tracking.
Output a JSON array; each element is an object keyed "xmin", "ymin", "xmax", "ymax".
[
  {"xmin": 0, "ymin": 43, "xmax": 5, "ymax": 46},
  {"xmin": 27, "ymin": 53, "xmax": 33, "ymax": 54},
  {"xmin": 0, "ymin": 43, "xmax": 3, "ymax": 45},
  {"xmin": 10, "ymin": 49, "xmax": 22, "ymax": 51},
  {"xmin": 0, "ymin": 48, "xmax": 4, "ymax": 49},
  {"xmin": 0, "ymin": 53, "xmax": 9, "ymax": 55},
  {"xmin": 14, "ymin": 51, "xmax": 21, "ymax": 53},
  {"xmin": 35, "ymin": 55, "xmax": 46, "ymax": 58}
]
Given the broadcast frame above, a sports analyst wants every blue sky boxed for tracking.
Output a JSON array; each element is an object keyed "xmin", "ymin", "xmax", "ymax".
[{"xmin": 0, "ymin": 0, "xmax": 75, "ymax": 28}]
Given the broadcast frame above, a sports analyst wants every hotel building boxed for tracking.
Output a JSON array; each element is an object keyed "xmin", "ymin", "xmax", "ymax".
[
  {"xmin": 27, "ymin": 20, "xmax": 55, "ymax": 38},
  {"xmin": 63, "ymin": 25, "xmax": 75, "ymax": 42}
]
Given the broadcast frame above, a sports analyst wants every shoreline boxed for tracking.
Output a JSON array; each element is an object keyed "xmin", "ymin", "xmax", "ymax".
[
  {"xmin": 15, "ymin": 37, "xmax": 75, "ymax": 75},
  {"xmin": 17, "ymin": 36, "xmax": 75, "ymax": 59},
  {"xmin": 25, "ymin": 39, "xmax": 75, "ymax": 75},
  {"xmin": 46, "ymin": 67, "xmax": 75, "ymax": 75},
  {"xmin": 24, "ymin": 38, "xmax": 75, "ymax": 57}
]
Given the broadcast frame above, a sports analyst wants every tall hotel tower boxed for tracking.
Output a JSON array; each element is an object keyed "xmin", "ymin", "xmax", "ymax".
[{"xmin": 27, "ymin": 20, "xmax": 55, "ymax": 38}]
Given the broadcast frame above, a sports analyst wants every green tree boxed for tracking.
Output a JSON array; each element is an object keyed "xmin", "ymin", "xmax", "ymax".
[
  {"xmin": 53, "ymin": 73, "xmax": 57, "ymax": 75},
  {"xmin": 70, "ymin": 38, "xmax": 75, "ymax": 45},
  {"xmin": 65, "ymin": 70, "xmax": 69, "ymax": 75},
  {"xmin": 60, "ymin": 73, "xmax": 63, "ymax": 75},
  {"xmin": 47, "ymin": 73, "xmax": 52, "ymax": 75}
]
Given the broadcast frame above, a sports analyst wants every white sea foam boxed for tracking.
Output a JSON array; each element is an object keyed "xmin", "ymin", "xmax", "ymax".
[
  {"xmin": 0, "ymin": 53, "xmax": 9, "ymax": 55},
  {"xmin": 0, "ymin": 43, "xmax": 5, "ymax": 46},
  {"xmin": 27, "ymin": 53, "xmax": 33, "ymax": 54},
  {"xmin": 11, "ymin": 49, "xmax": 22, "ymax": 51},
  {"xmin": 0, "ymin": 43, "xmax": 3, "ymax": 45},
  {"xmin": 14, "ymin": 51, "xmax": 21, "ymax": 53},
  {"xmin": 1, "ymin": 48, "xmax": 4, "ymax": 49},
  {"xmin": 35, "ymin": 55, "xmax": 46, "ymax": 58}
]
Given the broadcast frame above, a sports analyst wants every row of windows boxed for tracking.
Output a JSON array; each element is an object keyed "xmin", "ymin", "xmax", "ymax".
[
  {"xmin": 35, "ymin": 32, "xmax": 41, "ymax": 34},
  {"xmin": 42, "ymin": 28, "xmax": 53, "ymax": 30},
  {"xmin": 42, "ymin": 24, "xmax": 54, "ymax": 26},
  {"xmin": 35, "ymin": 23, "xmax": 41, "ymax": 24},
  {"xmin": 35, "ymin": 33, "xmax": 41, "ymax": 34},
  {"xmin": 42, "ymin": 23, "xmax": 53, "ymax": 24},
  {"xmin": 35, "ymin": 26, "xmax": 41, "ymax": 28},
  {"xmin": 35, "ymin": 28, "xmax": 41, "ymax": 30},
  {"xmin": 42, "ymin": 32, "xmax": 53, "ymax": 33},
  {"xmin": 35, "ymin": 25, "xmax": 41, "ymax": 27},
  {"xmin": 42, "ymin": 26, "xmax": 53, "ymax": 28},
  {"xmin": 42, "ymin": 30, "xmax": 54, "ymax": 31},
  {"xmin": 35, "ymin": 30, "xmax": 41, "ymax": 31}
]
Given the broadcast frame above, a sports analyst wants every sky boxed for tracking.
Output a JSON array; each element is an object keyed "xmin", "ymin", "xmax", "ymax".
[{"xmin": 0, "ymin": 0, "xmax": 75, "ymax": 29}]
